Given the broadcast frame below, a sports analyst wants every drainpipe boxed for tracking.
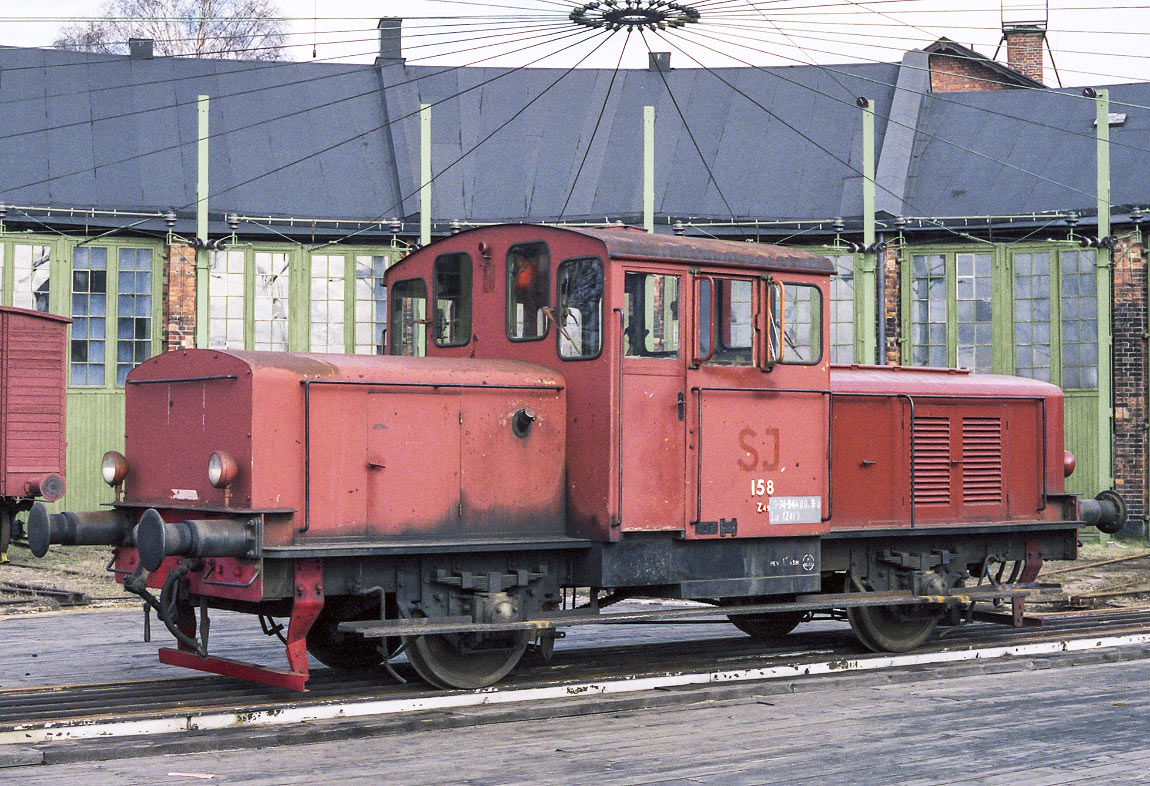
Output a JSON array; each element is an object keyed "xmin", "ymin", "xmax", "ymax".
[
  {"xmin": 1092, "ymin": 88, "xmax": 1114, "ymax": 495},
  {"xmin": 644, "ymin": 106, "xmax": 655, "ymax": 233},
  {"xmin": 860, "ymin": 97, "xmax": 878, "ymax": 364},
  {"xmin": 195, "ymin": 94, "xmax": 209, "ymax": 348},
  {"xmin": 420, "ymin": 103, "xmax": 431, "ymax": 247}
]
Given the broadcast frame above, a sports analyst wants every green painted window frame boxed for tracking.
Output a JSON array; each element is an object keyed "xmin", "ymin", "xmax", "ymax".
[
  {"xmin": 801, "ymin": 247, "xmax": 863, "ymax": 364},
  {"xmin": 304, "ymin": 247, "xmax": 396, "ymax": 354},
  {"xmin": 0, "ymin": 235, "xmax": 164, "ymax": 390},
  {"xmin": 900, "ymin": 242, "xmax": 1098, "ymax": 390},
  {"xmin": 208, "ymin": 244, "xmax": 398, "ymax": 354}
]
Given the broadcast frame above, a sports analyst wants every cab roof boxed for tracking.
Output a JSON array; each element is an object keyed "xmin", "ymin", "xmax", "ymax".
[{"xmin": 398, "ymin": 224, "xmax": 835, "ymax": 276}]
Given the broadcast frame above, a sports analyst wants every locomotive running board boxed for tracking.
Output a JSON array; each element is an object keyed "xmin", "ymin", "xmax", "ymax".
[{"xmin": 342, "ymin": 586, "xmax": 1037, "ymax": 639}]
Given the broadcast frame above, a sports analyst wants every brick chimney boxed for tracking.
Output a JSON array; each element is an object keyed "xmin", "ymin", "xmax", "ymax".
[{"xmin": 1004, "ymin": 24, "xmax": 1044, "ymax": 83}]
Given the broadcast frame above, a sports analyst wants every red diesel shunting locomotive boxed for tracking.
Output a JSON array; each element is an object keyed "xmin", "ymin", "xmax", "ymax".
[{"xmin": 29, "ymin": 225, "xmax": 1125, "ymax": 690}]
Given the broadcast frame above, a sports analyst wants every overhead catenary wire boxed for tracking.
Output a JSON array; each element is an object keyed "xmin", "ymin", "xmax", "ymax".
[
  {"xmin": 0, "ymin": 21, "xmax": 579, "ymax": 142},
  {"xmin": 652, "ymin": 27, "xmax": 1075, "ymax": 246},
  {"xmin": 558, "ymin": 28, "xmax": 631, "ymax": 222},
  {"xmin": 0, "ymin": 23, "xmax": 593, "ymax": 192},
  {"xmin": 639, "ymin": 29, "xmax": 738, "ymax": 222}
]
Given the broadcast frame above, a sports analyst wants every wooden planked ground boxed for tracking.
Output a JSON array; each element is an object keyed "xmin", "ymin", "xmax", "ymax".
[{"xmin": 6, "ymin": 654, "xmax": 1150, "ymax": 785}]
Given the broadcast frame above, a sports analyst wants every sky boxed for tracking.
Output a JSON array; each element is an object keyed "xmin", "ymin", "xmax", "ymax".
[{"xmin": 3, "ymin": 1, "xmax": 1149, "ymax": 87}]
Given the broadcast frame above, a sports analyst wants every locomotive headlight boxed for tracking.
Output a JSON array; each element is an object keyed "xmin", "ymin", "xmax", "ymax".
[
  {"xmin": 101, "ymin": 451, "xmax": 128, "ymax": 486},
  {"xmin": 208, "ymin": 451, "xmax": 238, "ymax": 489}
]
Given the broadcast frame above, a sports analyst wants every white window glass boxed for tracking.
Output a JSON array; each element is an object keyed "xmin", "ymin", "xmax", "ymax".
[
  {"xmin": 780, "ymin": 283, "xmax": 822, "ymax": 365},
  {"xmin": 355, "ymin": 255, "xmax": 388, "ymax": 354},
  {"xmin": 1013, "ymin": 252, "xmax": 1052, "ymax": 382},
  {"xmin": 830, "ymin": 254, "xmax": 855, "ymax": 364},
  {"xmin": 911, "ymin": 254, "xmax": 946, "ymax": 367},
  {"xmin": 71, "ymin": 247, "xmax": 107, "ymax": 386},
  {"xmin": 956, "ymin": 252, "xmax": 993, "ymax": 372},
  {"xmin": 1061, "ymin": 250, "xmax": 1098, "ymax": 390},
  {"xmin": 14, "ymin": 244, "xmax": 50, "ymax": 312},
  {"xmin": 310, "ymin": 254, "xmax": 345, "ymax": 353},
  {"xmin": 254, "ymin": 252, "xmax": 290, "ymax": 351},
  {"xmin": 116, "ymin": 248, "xmax": 153, "ymax": 385},
  {"xmin": 209, "ymin": 250, "xmax": 246, "ymax": 349}
]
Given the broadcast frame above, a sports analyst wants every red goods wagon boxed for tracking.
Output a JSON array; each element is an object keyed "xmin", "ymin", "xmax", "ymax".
[
  {"xmin": 0, "ymin": 306, "xmax": 68, "ymax": 561},
  {"xmin": 28, "ymin": 225, "xmax": 1125, "ymax": 690}
]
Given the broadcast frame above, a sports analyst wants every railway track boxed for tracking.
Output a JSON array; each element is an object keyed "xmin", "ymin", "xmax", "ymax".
[{"xmin": 4, "ymin": 606, "xmax": 1150, "ymax": 755}]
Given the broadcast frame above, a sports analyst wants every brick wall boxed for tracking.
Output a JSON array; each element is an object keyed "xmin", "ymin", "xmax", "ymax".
[
  {"xmin": 1111, "ymin": 229, "xmax": 1147, "ymax": 535},
  {"xmin": 1005, "ymin": 29, "xmax": 1044, "ymax": 84},
  {"xmin": 929, "ymin": 53, "xmax": 1017, "ymax": 93},
  {"xmin": 883, "ymin": 246, "xmax": 901, "ymax": 364},
  {"xmin": 164, "ymin": 242, "xmax": 197, "ymax": 351}
]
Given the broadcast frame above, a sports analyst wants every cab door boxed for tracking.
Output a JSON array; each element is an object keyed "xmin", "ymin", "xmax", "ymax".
[
  {"xmin": 685, "ymin": 273, "xmax": 831, "ymax": 539},
  {"xmin": 617, "ymin": 267, "xmax": 687, "ymax": 531}
]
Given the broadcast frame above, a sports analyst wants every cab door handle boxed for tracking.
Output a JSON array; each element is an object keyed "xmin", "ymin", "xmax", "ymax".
[{"xmin": 677, "ymin": 392, "xmax": 685, "ymax": 421}]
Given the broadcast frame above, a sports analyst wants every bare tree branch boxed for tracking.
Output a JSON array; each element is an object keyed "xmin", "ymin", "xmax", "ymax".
[{"xmin": 53, "ymin": 0, "xmax": 287, "ymax": 61}]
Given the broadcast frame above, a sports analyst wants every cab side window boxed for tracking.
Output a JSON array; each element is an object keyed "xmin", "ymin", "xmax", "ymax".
[
  {"xmin": 557, "ymin": 257, "xmax": 603, "ymax": 360},
  {"xmin": 777, "ymin": 283, "xmax": 822, "ymax": 364},
  {"xmin": 507, "ymin": 242, "xmax": 550, "ymax": 341},
  {"xmin": 433, "ymin": 252, "xmax": 472, "ymax": 347},
  {"xmin": 697, "ymin": 277, "xmax": 754, "ymax": 366},
  {"xmin": 624, "ymin": 272, "xmax": 679, "ymax": 358},
  {"xmin": 388, "ymin": 278, "xmax": 428, "ymax": 357}
]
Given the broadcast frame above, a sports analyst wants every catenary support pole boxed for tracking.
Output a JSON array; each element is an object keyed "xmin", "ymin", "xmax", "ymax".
[
  {"xmin": 644, "ymin": 105, "xmax": 655, "ymax": 233},
  {"xmin": 860, "ymin": 98, "xmax": 877, "ymax": 364},
  {"xmin": 1095, "ymin": 89, "xmax": 1114, "ymax": 493},
  {"xmin": 421, "ymin": 103, "xmax": 431, "ymax": 247},
  {"xmin": 195, "ymin": 94, "xmax": 209, "ymax": 348}
]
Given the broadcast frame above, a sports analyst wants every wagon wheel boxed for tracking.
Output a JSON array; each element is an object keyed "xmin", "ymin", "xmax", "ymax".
[
  {"xmin": 406, "ymin": 631, "xmax": 530, "ymax": 690},
  {"xmin": 846, "ymin": 582, "xmax": 941, "ymax": 653},
  {"xmin": 306, "ymin": 599, "xmax": 399, "ymax": 670}
]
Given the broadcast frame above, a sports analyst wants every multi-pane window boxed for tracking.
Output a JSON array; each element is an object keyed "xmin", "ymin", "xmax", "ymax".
[
  {"xmin": 1061, "ymin": 249, "xmax": 1098, "ymax": 389},
  {"xmin": 310, "ymin": 254, "xmax": 345, "ymax": 353},
  {"xmin": 433, "ymin": 253, "xmax": 472, "ymax": 347},
  {"xmin": 556, "ymin": 257, "xmax": 603, "ymax": 360},
  {"xmin": 1013, "ymin": 251, "xmax": 1052, "ymax": 382},
  {"xmin": 829, "ymin": 254, "xmax": 855, "ymax": 364},
  {"xmin": 624, "ymin": 273, "xmax": 679, "ymax": 358},
  {"xmin": 389, "ymin": 278, "xmax": 428, "ymax": 357},
  {"xmin": 70, "ymin": 247, "xmax": 108, "ymax": 386},
  {"xmin": 355, "ymin": 255, "xmax": 388, "ymax": 355},
  {"xmin": 209, "ymin": 250, "xmax": 245, "ymax": 349},
  {"xmin": 116, "ymin": 248, "xmax": 152, "ymax": 385},
  {"xmin": 910, "ymin": 254, "xmax": 946, "ymax": 367},
  {"xmin": 955, "ymin": 252, "xmax": 993, "ymax": 372},
  {"xmin": 253, "ymin": 252, "xmax": 290, "ymax": 351},
  {"xmin": 507, "ymin": 243, "xmax": 550, "ymax": 341},
  {"xmin": 780, "ymin": 283, "xmax": 822, "ymax": 365},
  {"xmin": 14, "ymin": 244, "xmax": 51, "ymax": 312}
]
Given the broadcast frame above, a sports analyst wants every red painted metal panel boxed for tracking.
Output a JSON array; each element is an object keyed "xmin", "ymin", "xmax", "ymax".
[
  {"xmin": 0, "ymin": 307, "xmax": 69, "ymax": 499},
  {"xmin": 831, "ymin": 366, "xmax": 1060, "ymax": 529}
]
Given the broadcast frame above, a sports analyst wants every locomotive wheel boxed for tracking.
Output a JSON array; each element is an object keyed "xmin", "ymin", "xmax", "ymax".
[
  {"xmin": 406, "ymin": 632, "xmax": 530, "ymax": 690},
  {"xmin": 306, "ymin": 600, "xmax": 397, "ymax": 670},
  {"xmin": 728, "ymin": 611, "xmax": 806, "ymax": 640},
  {"xmin": 847, "ymin": 604, "xmax": 940, "ymax": 653}
]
